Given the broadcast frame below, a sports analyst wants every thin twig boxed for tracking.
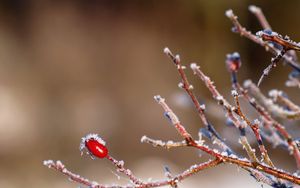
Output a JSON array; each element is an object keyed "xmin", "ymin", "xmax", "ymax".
[
  {"xmin": 269, "ymin": 89, "xmax": 300, "ymax": 112},
  {"xmin": 245, "ymin": 80, "xmax": 300, "ymax": 120},
  {"xmin": 225, "ymin": 9, "xmax": 300, "ymax": 73},
  {"xmin": 248, "ymin": 5, "xmax": 271, "ymax": 30},
  {"xmin": 232, "ymin": 90, "xmax": 274, "ymax": 167},
  {"xmin": 153, "ymin": 95, "xmax": 300, "ymax": 184}
]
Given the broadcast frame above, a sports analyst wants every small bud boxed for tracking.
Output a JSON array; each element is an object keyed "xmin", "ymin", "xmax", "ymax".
[
  {"xmin": 154, "ymin": 95, "xmax": 161, "ymax": 102},
  {"xmin": 140, "ymin": 135, "xmax": 147, "ymax": 143},
  {"xmin": 200, "ymin": 104, "xmax": 206, "ymax": 110},
  {"xmin": 178, "ymin": 82, "xmax": 184, "ymax": 89},
  {"xmin": 163, "ymin": 47, "xmax": 171, "ymax": 55},
  {"xmin": 248, "ymin": 5, "xmax": 259, "ymax": 13},
  {"xmin": 80, "ymin": 134, "xmax": 108, "ymax": 159},
  {"xmin": 190, "ymin": 63, "xmax": 200, "ymax": 70},
  {"xmin": 164, "ymin": 111, "xmax": 180, "ymax": 125},
  {"xmin": 225, "ymin": 9, "xmax": 233, "ymax": 18},
  {"xmin": 231, "ymin": 26, "xmax": 238, "ymax": 33},
  {"xmin": 175, "ymin": 55, "xmax": 180, "ymax": 62},
  {"xmin": 289, "ymin": 70, "xmax": 300, "ymax": 79},
  {"xmin": 231, "ymin": 90, "xmax": 238, "ymax": 97},
  {"xmin": 226, "ymin": 52, "xmax": 241, "ymax": 72}
]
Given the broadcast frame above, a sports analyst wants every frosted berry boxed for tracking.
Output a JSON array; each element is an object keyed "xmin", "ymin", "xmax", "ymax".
[
  {"xmin": 80, "ymin": 134, "xmax": 108, "ymax": 159},
  {"xmin": 85, "ymin": 139, "xmax": 108, "ymax": 158}
]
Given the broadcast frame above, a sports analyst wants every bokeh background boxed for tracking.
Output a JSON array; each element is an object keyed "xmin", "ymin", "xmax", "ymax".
[{"xmin": 0, "ymin": 0, "xmax": 299, "ymax": 187}]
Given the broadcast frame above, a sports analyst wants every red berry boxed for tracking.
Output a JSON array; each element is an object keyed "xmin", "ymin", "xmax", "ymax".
[{"xmin": 85, "ymin": 139, "xmax": 108, "ymax": 158}]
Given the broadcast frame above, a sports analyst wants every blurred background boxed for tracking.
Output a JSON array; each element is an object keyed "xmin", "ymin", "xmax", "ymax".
[{"xmin": 0, "ymin": 0, "xmax": 299, "ymax": 187}]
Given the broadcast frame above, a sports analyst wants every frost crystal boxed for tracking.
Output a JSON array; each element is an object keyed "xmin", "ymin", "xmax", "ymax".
[
  {"xmin": 231, "ymin": 90, "xmax": 238, "ymax": 96},
  {"xmin": 190, "ymin": 63, "xmax": 200, "ymax": 70},
  {"xmin": 243, "ymin": 79, "xmax": 252, "ymax": 88},
  {"xmin": 80, "ymin": 133, "xmax": 106, "ymax": 154},
  {"xmin": 216, "ymin": 95, "xmax": 224, "ymax": 102},
  {"xmin": 253, "ymin": 119, "xmax": 260, "ymax": 125},
  {"xmin": 175, "ymin": 55, "xmax": 180, "ymax": 62},
  {"xmin": 178, "ymin": 82, "xmax": 184, "ymax": 88},
  {"xmin": 225, "ymin": 9, "xmax": 233, "ymax": 18},
  {"xmin": 163, "ymin": 47, "xmax": 171, "ymax": 55},
  {"xmin": 43, "ymin": 160, "xmax": 54, "ymax": 168},
  {"xmin": 248, "ymin": 5, "xmax": 259, "ymax": 13},
  {"xmin": 154, "ymin": 95, "xmax": 164, "ymax": 103},
  {"xmin": 188, "ymin": 85, "xmax": 194, "ymax": 90},
  {"xmin": 140, "ymin": 135, "xmax": 147, "ymax": 143}
]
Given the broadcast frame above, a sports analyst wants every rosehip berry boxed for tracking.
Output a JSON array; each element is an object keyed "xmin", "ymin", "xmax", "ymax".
[
  {"xmin": 85, "ymin": 139, "xmax": 108, "ymax": 158},
  {"xmin": 80, "ymin": 134, "xmax": 108, "ymax": 159}
]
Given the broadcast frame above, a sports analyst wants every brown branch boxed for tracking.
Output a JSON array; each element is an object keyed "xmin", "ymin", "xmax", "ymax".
[
  {"xmin": 163, "ymin": 48, "xmax": 209, "ymax": 127},
  {"xmin": 244, "ymin": 80, "xmax": 300, "ymax": 120},
  {"xmin": 44, "ymin": 158, "xmax": 223, "ymax": 188},
  {"xmin": 269, "ymin": 89, "xmax": 300, "ymax": 112},
  {"xmin": 225, "ymin": 9, "xmax": 300, "ymax": 79},
  {"xmin": 232, "ymin": 90, "xmax": 274, "ymax": 167},
  {"xmin": 242, "ymin": 80, "xmax": 300, "ymax": 169},
  {"xmin": 153, "ymin": 95, "xmax": 300, "ymax": 184}
]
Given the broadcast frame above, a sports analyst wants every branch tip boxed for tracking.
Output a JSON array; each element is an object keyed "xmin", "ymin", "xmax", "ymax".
[{"xmin": 225, "ymin": 9, "xmax": 234, "ymax": 18}]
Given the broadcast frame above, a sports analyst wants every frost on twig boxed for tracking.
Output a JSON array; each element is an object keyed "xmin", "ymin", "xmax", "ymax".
[
  {"xmin": 43, "ymin": 160, "xmax": 102, "ymax": 188},
  {"xmin": 140, "ymin": 135, "xmax": 188, "ymax": 149},
  {"xmin": 226, "ymin": 7, "xmax": 300, "ymax": 87},
  {"xmin": 244, "ymin": 80, "xmax": 300, "ymax": 120},
  {"xmin": 269, "ymin": 89, "xmax": 300, "ymax": 112},
  {"xmin": 256, "ymin": 29, "xmax": 300, "ymax": 86},
  {"xmin": 286, "ymin": 71, "xmax": 300, "ymax": 89},
  {"xmin": 248, "ymin": 5, "xmax": 271, "ymax": 30}
]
